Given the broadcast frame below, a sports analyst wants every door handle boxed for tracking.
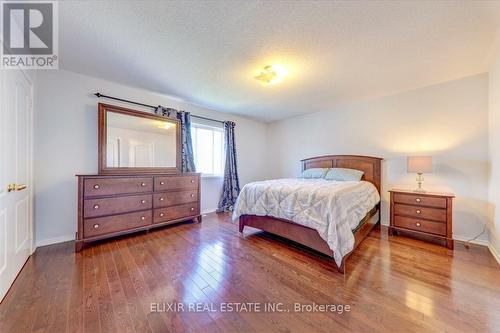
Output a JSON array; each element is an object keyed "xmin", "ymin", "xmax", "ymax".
[
  {"xmin": 15, "ymin": 184, "xmax": 27, "ymax": 191},
  {"xmin": 7, "ymin": 183, "xmax": 27, "ymax": 192}
]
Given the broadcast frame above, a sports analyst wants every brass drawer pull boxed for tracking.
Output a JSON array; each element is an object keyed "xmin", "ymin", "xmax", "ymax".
[
  {"xmin": 160, "ymin": 213, "xmax": 165, "ymax": 217},
  {"xmin": 159, "ymin": 197, "xmax": 164, "ymax": 201},
  {"xmin": 415, "ymin": 198, "xmax": 421, "ymax": 203},
  {"xmin": 141, "ymin": 200, "xmax": 147, "ymax": 204},
  {"xmin": 416, "ymin": 210, "xmax": 421, "ymax": 214},
  {"xmin": 141, "ymin": 216, "xmax": 146, "ymax": 221},
  {"xmin": 94, "ymin": 184, "xmax": 99, "ymax": 189},
  {"xmin": 190, "ymin": 207, "xmax": 194, "ymax": 211},
  {"xmin": 93, "ymin": 224, "xmax": 99, "ymax": 229},
  {"xmin": 190, "ymin": 194, "xmax": 195, "ymax": 198},
  {"xmin": 93, "ymin": 204, "xmax": 99, "ymax": 209},
  {"xmin": 191, "ymin": 179, "xmax": 195, "ymax": 183},
  {"xmin": 141, "ymin": 182, "xmax": 146, "ymax": 187},
  {"xmin": 160, "ymin": 181, "xmax": 165, "ymax": 185},
  {"xmin": 416, "ymin": 222, "xmax": 421, "ymax": 227}
]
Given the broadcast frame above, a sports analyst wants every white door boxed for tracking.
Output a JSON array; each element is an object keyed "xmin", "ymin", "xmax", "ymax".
[
  {"xmin": 129, "ymin": 140, "xmax": 154, "ymax": 167},
  {"xmin": 0, "ymin": 68, "xmax": 34, "ymax": 303}
]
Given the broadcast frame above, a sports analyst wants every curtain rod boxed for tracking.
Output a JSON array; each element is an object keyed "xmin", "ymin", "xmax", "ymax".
[{"xmin": 94, "ymin": 92, "xmax": 225, "ymax": 124}]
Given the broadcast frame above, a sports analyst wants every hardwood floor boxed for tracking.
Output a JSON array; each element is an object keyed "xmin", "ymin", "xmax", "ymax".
[{"xmin": 1, "ymin": 212, "xmax": 499, "ymax": 333}]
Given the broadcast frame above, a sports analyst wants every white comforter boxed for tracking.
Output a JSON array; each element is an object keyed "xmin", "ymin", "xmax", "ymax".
[{"xmin": 232, "ymin": 178, "xmax": 380, "ymax": 266}]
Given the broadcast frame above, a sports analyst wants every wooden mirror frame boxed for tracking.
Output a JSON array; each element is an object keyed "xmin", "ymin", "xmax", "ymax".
[{"xmin": 98, "ymin": 103, "xmax": 181, "ymax": 174}]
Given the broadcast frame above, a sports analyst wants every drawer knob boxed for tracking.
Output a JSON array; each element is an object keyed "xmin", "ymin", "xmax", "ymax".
[
  {"xmin": 93, "ymin": 224, "xmax": 99, "ymax": 229},
  {"xmin": 93, "ymin": 184, "xmax": 100, "ymax": 189},
  {"xmin": 141, "ymin": 182, "xmax": 146, "ymax": 187},
  {"xmin": 416, "ymin": 210, "xmax": 421, "ymax": 214},
  {"xmin": 141, "ymin": 216, "xmax": 146, "ymax": 220},
  {"xmin": 416, "ymin": 222, "xmax": 421, "ymax": 227},
  {"xmin": 415, "ymin": 198, "xmax": 421, "ymax": 203},
  {"xmin": 159, "ymin": 197, "xmax": 164, "ymax": 201},
  {"xmin": 160, "ymin": 181, "xmax": 165, "ymax": 185},
  {"xmin": 160, "ymin": 213, "xmax": 165, "ymax": 217},
  {"xmin": 190, "ymin": 207, "xmax": 194, "ymax": 211},
  {"xmin": 191, "ymin": 179, "xmax": 195, "ymax": 183},
  {"xmin": 93, "ymin": 204, "xmax": 99, "ymax": 209},
  {"xmin": 141, "ymin": 200, "xmax": 147, "ymax": 204},
  {"xmin": 190, "ymin": 194, "xmax": 195, "ymax": 198}
]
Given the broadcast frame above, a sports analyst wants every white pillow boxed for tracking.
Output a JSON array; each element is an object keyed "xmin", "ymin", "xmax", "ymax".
[
  {"xmin": 300, "ymin": 168, "xmax": 329, "ymax": 179},
  {"xmin": 325, "ymin": 168, "xmax": 364, "ymax": 181}
]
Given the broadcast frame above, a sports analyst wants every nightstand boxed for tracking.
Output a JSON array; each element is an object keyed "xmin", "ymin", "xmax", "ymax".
[{"xmin": 389, "ymin": 189, "xmax": 454, "ymax": 249}]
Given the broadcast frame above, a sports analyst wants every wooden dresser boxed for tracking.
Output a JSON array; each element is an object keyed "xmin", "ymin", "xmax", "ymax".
[
  {"xmin": 389, "ymin": 189, "xmax": 454, "ymax": 249},
  {"xmin": 76, "ymin": 173, "xmax": 201, "ymax": 251}
]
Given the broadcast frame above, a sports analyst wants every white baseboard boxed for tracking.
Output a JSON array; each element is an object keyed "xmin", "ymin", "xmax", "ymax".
[
  {"xmin": 488, "ymin": 231, "xmax": 500, "ymax": 265},
  {"xmin": 488, "ymin": 243, "xmax": 500, "ymax": 265},
  {"xmin": 202, "ymin": 209, "xmax": 217, "ymax": 215},
  {"xmin": 36, "ymin": 234, "xmax": 74, "ymax": 248},
  {"xmin": 454, "ymin": 231, "xmax": 500, "ymax": 266},
  {"xmin": 452, "ymin": 234, "xmax": 490, "ymax": 247}
]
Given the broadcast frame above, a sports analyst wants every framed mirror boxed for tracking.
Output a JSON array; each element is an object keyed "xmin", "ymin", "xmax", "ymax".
[{"xmin": 98, "ymin": 103, "xmax": 181, "ymax": 174}]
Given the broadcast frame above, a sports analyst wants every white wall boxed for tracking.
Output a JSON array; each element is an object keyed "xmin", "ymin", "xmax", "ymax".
[
  {"xmin": 267, "ymin": 74, "xmax": 490, "ymax": 242},
  {"xmin": 488, "ymin": 51, "xmax": 500, "ymax": 259},
  {"xmin": 34, "ymin": 70, "xmax": 268, "ymax": 245}
]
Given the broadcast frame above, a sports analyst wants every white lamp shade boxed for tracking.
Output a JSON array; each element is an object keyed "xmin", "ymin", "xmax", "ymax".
[{"xmin": 407, "ymin": 156, "xmax": 432, "ymax": 173}]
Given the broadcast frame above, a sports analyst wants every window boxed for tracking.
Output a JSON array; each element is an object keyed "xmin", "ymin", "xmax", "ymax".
[{"xmin": 191, "ymin": 123, "xmax": 224, "ymax": 176}]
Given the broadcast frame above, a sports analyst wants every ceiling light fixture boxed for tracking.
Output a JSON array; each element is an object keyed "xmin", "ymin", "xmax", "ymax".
[{"xmin": 254, "ymin": 65, "xmax": 287, "ymax": 85}]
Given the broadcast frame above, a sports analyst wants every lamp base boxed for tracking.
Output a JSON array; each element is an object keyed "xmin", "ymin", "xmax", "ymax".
[{"xmin": 414, "ymin": 173, "xmax": 425, "ymax": 193}]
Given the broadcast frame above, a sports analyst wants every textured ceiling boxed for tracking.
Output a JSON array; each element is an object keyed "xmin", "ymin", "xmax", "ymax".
[{"xmin": 60, "ymin": 1, "xmax": 500, "ymax": 122}]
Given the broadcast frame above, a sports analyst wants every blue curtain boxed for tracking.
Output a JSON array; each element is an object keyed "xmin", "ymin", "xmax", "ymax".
[
  {"xmin": 177, "ymin": 111, "xmax": 196, "ymax": 172},
  {"xmin": 217, "ymin": 121, "xmax": 240, "ymax": 212},
  {"xmin": 154, "ymin": 106, "xmax": 195, "ymax": 173}
]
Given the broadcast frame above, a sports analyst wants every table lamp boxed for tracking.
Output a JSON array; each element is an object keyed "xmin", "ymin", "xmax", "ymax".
[{"xmin": 407, "ymin": 156, "xmax": 432, "ymax": 192}]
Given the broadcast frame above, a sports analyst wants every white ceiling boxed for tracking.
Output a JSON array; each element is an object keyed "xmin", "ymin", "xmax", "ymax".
[{"xmin": 60, "ymin": 1, "xmax": 500, "ymax": 122}]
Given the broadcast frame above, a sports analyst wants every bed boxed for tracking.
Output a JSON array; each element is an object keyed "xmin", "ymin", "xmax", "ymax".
[{"xmin": 233, "ymin": 155, "xmax": 382, "ymax": 273}]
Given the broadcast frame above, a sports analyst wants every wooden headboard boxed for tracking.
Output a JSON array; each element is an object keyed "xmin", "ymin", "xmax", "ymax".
[{"xmin": 301, "ymin": 155, "xmax": 383, "ymax": 193}]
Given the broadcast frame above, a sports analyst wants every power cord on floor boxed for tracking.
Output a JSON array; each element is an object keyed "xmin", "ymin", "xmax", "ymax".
[{"xmin": 464, "ymin": 224, "xmax": 487, "ymax": 249}]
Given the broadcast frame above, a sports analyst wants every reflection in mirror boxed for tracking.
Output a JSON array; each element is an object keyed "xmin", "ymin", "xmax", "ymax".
[{"xmin": 106, "ymin": 111, "xmax": 177, "ymax": 168}]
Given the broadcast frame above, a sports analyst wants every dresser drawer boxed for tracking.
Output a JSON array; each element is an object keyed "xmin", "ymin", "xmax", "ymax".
[
  {"xmin": 154, "ymin": 175, "xmax": 198, "ymax": 191},
  {"xmin": 84, "ymin": 210, "xmax": 152, "ymax": 238},
  {"xmin": 394, "ymin": 215, "xmax": 446, "ymax": 236},
  {"xmin": 84, "ymin": 177, "xmax": 153, "ymax": 197},
  {"xmin": 153, "ymin": 190, "xmax": 198, "ymax": 208},
  {"xmin": 84, "ymin": 194, "xmax": 152, "ymax": 218},
  {"xmin": 154, "ymin": 203, "xmax": 199, "ymax": 224},
  {"xmin": 393, "ymin": 193, "xmax": 447, "ymax": 209},
  {"xmin": 394, "ymin": 204, "xmax": 446, "ymax": 222}
]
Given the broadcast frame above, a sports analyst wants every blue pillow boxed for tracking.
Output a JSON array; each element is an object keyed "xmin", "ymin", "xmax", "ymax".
[
  {"xmin": 300, "ymin": 168, "xmax": 329, "ymax": 179},
  {"xmin": 325, "ymin": 168, "xmax": 364, "ymax": 181}
]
